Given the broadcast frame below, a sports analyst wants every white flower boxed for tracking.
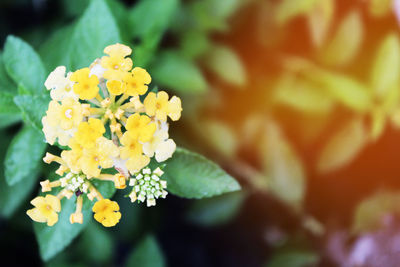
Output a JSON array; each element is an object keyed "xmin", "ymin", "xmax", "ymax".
[
  {"xmin": 142, "ymin": 122, "xmax": 176, "ymax": 162},
  {"xmin": 45, "ymin": 66, "xmax": 78, "ymax": 101},
  {"xmin": 42, "ymin": 116, "xmax": 76, "ymax": 146},
  {"xmin": 89, "ymin": 58, "xmax": 106, "ymax": 78}
]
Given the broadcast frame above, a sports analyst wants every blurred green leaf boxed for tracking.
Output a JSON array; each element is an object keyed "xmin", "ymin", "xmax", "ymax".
[
  {"xmin": 152, "ymin": 51, "xmax": 207, "ymax": 93},
  {"xmin": 352, "ymin": 191, "xmax": 400, "ymax": 234},
  {"xmin": 35, "ymin": 195, "xmax": 91, "ymax": 262},
  {"xmin": 105, "ymin": 0, "xmax": 130, "ymax": 41},
  {"xmin": 0, "ymin": 91, "xmax": 20, "ymax": 115},
  {"xmin": 275, "ymin": 0, "xmax": 318, "ymax": 25},
  {"xmin": 204, "ymin": 44, "xmax": 246, "ymax": 86},
  {"xmin": 163, "ymin": 147, "xmax": 241, "ymax": 199},
  {"xmin": 261, "ymin": 122, "xmax": 305, "ymax": 208},
  {"xmin": 34, "ymin": 180, "xmax": 116, "ymax": 261},
  {"xmin": 370, "ymin": 108, "xmax": 387, "ymax": 141},
  {"xmin": 274, "ymin": 74, "xmax": 334, "ymax": 114},
  {"xmin": 180, "ymin": 30, "xmax": 211, "ymax": 60},
  {"xmin": 307, "ymin": 0, "xmax": 334, "ymax": 47},
  {"xmin": 321, "ymin": 10, "xmax": 363, "ymax": 66},
  {"xmin": 0, "ymin": 52, "xmax": 17, "ymax": 94},
  {"xmin": 128, "ymin": 0, "xmax": 178, "ymax": 67},
  {"xmin": 4, "ymin": 126, "xmax": 46, "ymax": 186},
  {"xmin": 61, "ymin": 0, "xmax": 90, "ymax": 18},
  {"xmin": 125, "ymin": 235, "xmax": 165, "ymax": 267},
  {"xmin": 198, "ymin": 119, "xmax": 239, "ymax": 158},
  {"xmin": 308, "ymin": 69, "xmax": 371, "ymax": 112},
  {"xmin": 370, "ymin": 33, "xmax": 400, "ymax": 102},
  {"xmin": 14, "ymin": 94, "xmax": 51, "ymax": 131},
  {"xmin": 78, "ymin": 222, "xmax": 113, "ymax": 263},
  {"xmin": 69, "ymin": 0, "xmax": 122, "ymax": 69},
  {"xmin": 3, "ymin": 35, "xmax": 46, "ymax": 94},
  {"xmin": 317, "ymin": 118, "xmax": 367, "ymax": 173},
  {"xmin": 0, "ymin": 114, "xmax": 21, "ymax": 129},
  {"xmin": 369, "ymin": 0, "xmax": 392, "ymax": 17},
  {"xmin": 0, "ymin": 130, "xmax": 37, "ymax": 218},
  {"xmin": 39, "ymin": 25, "xmax": 75, "ymax": 72},
  {"xmin": 186, "ymin": 191, "xmax": 245, "ymax": 227},
  {"xmin": 266, "ymin": 250, "xmax": 318, "ymax": 267}
]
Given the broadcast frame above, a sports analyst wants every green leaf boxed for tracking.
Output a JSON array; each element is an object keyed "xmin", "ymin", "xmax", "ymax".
[
  {"xmin": 0, "ymin": 114, "xmax": 22, "ymax": 129},
  {"xmin": 352, "ymin": 191, "xmax": 400, "ymax": 234},
  {"xmin": 0, "ymin": 91, "xmax": 20, "ymax": 115},
  {"xmin": 152, "ymin": 51, "xmax": 207, "ymax": 93},
  {"xmin": 39, "ymin": 25, "xmax": 75, "ymax": 71},
  {"xmin": 77, "ymin": 222, "xmax": 113, "ymax": 263},
  {"xmin": 125, "ymin": 235, "xmax": 165, "ymax": 267},
  {"xmin": 369, "ymin": 0, "xmax": 392, "ymax": 17},
  {"xmin": 163, "ymin": 147, "xmax": 241, "ymax": 199},
  {"xmin": 204, "ymin": 44, "xmax": 246, "ymax": 86},
  {"xmin": 307, "ymin": 69, "xmax": 371, "ymax": 112},
  {"xmin": 261, "ymin": 122, "xmax": 305, "ymax": 208},
  {"xmin": 180, "ymin": 30, "xmax": 211, "ymax": 60},
  {"xmin": 266, "ymin": 250, "xmax": 318, "ymax": 267},
  {"xmin": 14, "ymin": 94, "xmax": 51, "ymax": 131},
  {"xmin": 307, "ymin": 0, "xmax": 334, "ymax": 47},
  {"xmin": 34, "ymin": 180, "xmax": 116, "ymax": 261},
  {"xmin": 275, "ymin": 0, "xmax": 318, "ymax": 25},
  {"xmin": 274, "ymin": 74, "xmax": 334, "ymax": 114},
  {"xmin": 0, "ymin": 130, "xmax": 37, "ymax": 218},
  {"xmin": 317, "ymin": 118, "xmax": 367, "ymax": 173},
  {"xmin": 4, "ymin": 126, "xmax": 46, "ymax": 186},
  {"xmin": 370, "ymin": 108, "xmax": 386, "ymax": 141},
  {"xmin": 35, "ymin": 195, "xmax": 91, "ymax": 262},
  {"xmin": 129, "ymin": 0, "xmax": 178, "ymax": 39},
  {"xmin": 186, "ymin": 191, "xmax": 245, "ymax": 227},
  {"xmin": 370, "ymin": 33, "xmax": 400, "ymax": 101},
  {"xmin": 3, "ymin": 35, "xmax": 46, "ymax": 94},
  {"xmin": 0, "ymin": 52, "xmax": 17, "ymax": 94},
  {"xmin": 321, "ymin": 10, "xmax": 363, "ymax": 66},
  {"xmin": 128, "ymin": 0, "xmax": 178, "ymax": 67},
  {"xmin": 69, "ymin": 0, "xmax": 122, "ymax": 69},
  {"xmin": 198, "ymin": 119, "xmax": 239, "ymax": 158},
  {"xmin": 188, "ymin": 0, "xmax": 243, "ymax": 32}
]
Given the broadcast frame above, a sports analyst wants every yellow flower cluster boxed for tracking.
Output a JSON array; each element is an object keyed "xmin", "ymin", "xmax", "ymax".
[{"xmin": 27, "ymin": 43, "xmax": 182, "ymax": 228}]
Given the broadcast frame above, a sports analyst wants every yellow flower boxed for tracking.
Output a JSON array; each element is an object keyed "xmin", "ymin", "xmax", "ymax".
[
  {"xmin": 92, "ymin": 199, "xmax": 121, "ymax": 227},
  {"xmin": 101, "ymin": 43, "xmax": 133, "ymax": 81},
  {"xmin": 70, "ymin": 195, "xmax": 83, "ymax": 224},
  {"xmin": 126, "ymin": 156, "xmax": 150, "ymax": 174},
  {"xmin": 168, "ymin": 96, "xmax": 183, "ymax": 121},
  {"xmin": 42, "ymin": 98, "xmax": 83, "ymax": 146},
  {"xmin": 59, "ymin": 97, "xmax": 83, "ymax": 130},
  {"xmin": 45, "ymin": 66, "xmax": 77, "ymax": 101},
  {"xmin": 26, "ymin": 195, "xmax": 61, "ymax": 226},
  {"xmin": 125, "ymin": 113, "xmax": 156, "ymax": 142},
  {"xmin": 70, "ymin": 68, "xmax": 99, "ymax": 100},
  {"xmin": 124, "ymin": 67, "xmax": 151, "ymax": 96},
  {"xmin": 120, "ymin": 132, "xmax": 143, "ymax": 159},
  {"xmin": 73, "ymin": 118, "xmax": 105, "ymax": 149},
  {"xmin": 114, "ymin": 173, "xmax": 126, "ymax": 189},
  {"xmin": 80, "ymin": 137, "xmax": 119, "ymax": 178},
  {"xmin": 120, "ymin": 131, "xmax": 150, "ymax": 173},
  {"xmin": 106, "ymin": 80, "xmax": 125, "ymax": 95},
  {"xmin": 61, "ymin": 139, "xmax": 84, "ymax": 174},
  {"xmin": 144, "ymin": 91, "xmax": 182, "ymax": 121},
  {"xmin": 142, "ymin": 123, "xmax": 176, "ymax": 162}
]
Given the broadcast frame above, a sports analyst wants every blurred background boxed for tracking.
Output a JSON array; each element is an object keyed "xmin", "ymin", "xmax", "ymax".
[{"xmin": 1, "ymin": 0, "xmax": 400, "ymax": 266}]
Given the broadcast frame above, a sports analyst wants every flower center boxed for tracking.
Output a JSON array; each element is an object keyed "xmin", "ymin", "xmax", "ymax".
[
  {"xmin": 113, "ymin": 64, "xmax": 119, "ymax": 70},
  {"xmin": 45, "ymin": 205, "xmax": 51, "ymax": 210},
  {"xmin": 65, "ymin": 108, "xmax": 73, "ymax": 119}
]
